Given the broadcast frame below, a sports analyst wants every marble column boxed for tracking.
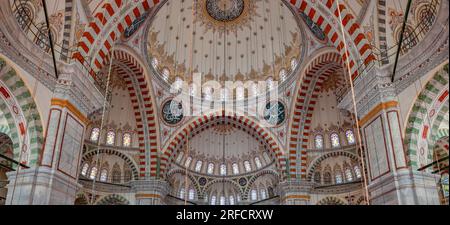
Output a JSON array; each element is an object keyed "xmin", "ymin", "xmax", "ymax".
[
  {"xmin": 131, "ymin": 179, "xmax": 170, "ymax": 205},
  {"xmin": 278, "ymin": 181, "xmax": 313, "ymax": 205},
  {"xmin": 339, "ymin": 67, "xmax": 440, "ymax": 205},
  {"xmin": 5, "ymin": 64, "xmax": 103, "ymax": 205}
]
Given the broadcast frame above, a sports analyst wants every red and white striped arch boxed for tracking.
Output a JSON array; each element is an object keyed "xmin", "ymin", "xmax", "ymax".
[
  {"xmin": 288, "ymin": 51, "xmax": 343, "ymax": 179},
  {"xmin": 73, "ymin": 0, "xmax": 374, "ymax": 81},
  {"xmin": 159, "ymin": 111, "xmax": 287, "ymax": 179},
  {"xmin": 107, "ymin": 49, "xmax": 159, "ymax": 178}
]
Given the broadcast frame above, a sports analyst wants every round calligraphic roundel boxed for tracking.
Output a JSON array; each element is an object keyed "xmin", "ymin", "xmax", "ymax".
[
  {"xmin": 239, "ymin": 177, "xmax": 247, "ymax": 186},
  {"xmin": 199, "ymin": 177, "xmax": 207, "ymax": 186},
  {"xmin": 263, "ymin": 101, "xmax": 286, "ymax": 126},
  {"xmin": 162, "ymin": 99, "xmax": 184, "ymax": 125},
  {"xmin": 206, "ymin": 0, "xmax": 244, "ymax": 22}
]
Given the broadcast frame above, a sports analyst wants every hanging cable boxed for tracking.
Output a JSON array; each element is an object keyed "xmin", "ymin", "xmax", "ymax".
[{"xmin": 335, "ymin": 0, "xmax": 370, "ymax": 205}]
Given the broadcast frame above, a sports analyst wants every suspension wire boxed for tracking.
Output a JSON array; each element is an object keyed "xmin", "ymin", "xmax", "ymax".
[
  {"xmin": 335, "ymin": 0, "xmax": 370, "ymax": 205},
  {"xmin": 88, "ymin": 1, "xmax": 117, "ymax": 202}
]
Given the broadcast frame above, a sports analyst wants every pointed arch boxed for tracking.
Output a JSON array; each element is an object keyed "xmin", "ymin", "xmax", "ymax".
[
  {"xmin": 288, "ymin": 50, "xmax": 343, "ymax": 179},
  {"xmin": 0, "ymin": 56, "xmax": 43, "ymax": 167},
  {"xmin": 404, "ymin": 64, "xmax": 449, "ymax": 169},
  {"xmin": 160, "ymin": 111, "xmax": 287, "ymax": 180},
  {"xmin": 104, "ymin": 48, "xmax": 160, "ymax": 178}
]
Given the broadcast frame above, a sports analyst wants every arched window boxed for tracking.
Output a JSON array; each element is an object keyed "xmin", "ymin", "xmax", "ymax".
[
  {"xmin": 122, "ymin": 133, "xmax": 132, "ymax": 147},
  {"xmin": 335, "ymin": 173, "xmax": 343, "ymax": 184},
  {"xmin": 188, "ymin": 189, "xmax": 195, "ymax": 200},
  {"xmin": 346, "ymin": 130, "xmax": 355, "ymax": 144},
  {"xmin": 315, "ymin": 134, "xmax": 324, "ymax": 149},
  {"xmin": 176, "ymin": 152, "xmax": 184, "ymax": 163},
  {"xmin": 324, "ymin": 172, "xmax": 332, "ymax": 184},
  {"xmin": 106, "ymin": 131, "xmax": 115, "ymax": 145},
  {"xmin": 260, "ymin": 189, "xmax": 267, "ymax": 200},
  {"xmin": 314, "ymin": 172, "xmax": 321, "ymax": 183},
  {"xmin": 81, "ymin": 163, "xmax": 89, "ymax": 176},
  {"xmin": 220, "ymin": 164, "xmax": 227, "ymax": 176},
  {"xmin": 237, "ymin": 195, "xmax": 241, "ymax": 202},
  {"xmin": 89, "ymin": 166, "xmax": 98, "ymax": 180},
  {"xmin": 184, "ymin": 157, "xmax": 192, "ymax": 168},
  {"xmin": 229, "ymin": 196, "xmax": 235, "ymax": 205},
  {"xmin": 15, "ymin": 5, "xmax": 33, "ymax": 31},
  {"xmin": 161, "ymin": 68, "xmax": 170, "ymax": 81},
  {"xmin": 279, "ymin": 68, "xmax": 287, "ymax": 82},
  {"xmin": 220, "ymin": 196, "xmax": 226, "ymax": 205},
  {"xmin": 441, "ymin": 173, "xmax": 449, "ymax": 198},
  {"xmin": 90, "ymin": 128, "xmax": 100, "ymax": 142},
  {"xmin": 151, "ymin": 57, "xmax": 159, "ymax": 68},
  {"xmin": 210, "ymin": 195, "xmax": 217, "ymax": 205},
  {"xmin": 195, "ymin": 160, "xmax": 203, "ymax": 172},
  {"xmin": 207, "ymin": 163, "xmax": 214, "ymax": 174},
  {"xmin": 232, "ymin": 163, "xmax": 239, "ymax": 175},
  {"xmin": 254, "ymin": 157, "xmax": 262, "ymax": 169},
  {"xmin": 100, "ymin": 169, "xmax": 108, "ymax": 182},
  {"xmin": 354, "ymin": 165, "xmax": 362, "ymax": 179},
  {"xmin": 112, "ymin": 164, "xmax": 121, "ymax": 183},
  {"xmin": 291, "ymin": 58, "xmax": 298, "ymax": 71},
  {"xmin": 331, "ymin": 133, "xmax": 340, "ymax": 148},
  {"xmin": 179, "ymin": 188, "xmax": 185, "ymax": 199},
  {"xmin": 236, "ymin": 85, "xmax": 245, "ymax": 100},
  {"xmin": 244, "ymin": 161, "xmax": 252, "ymax": 172},
  {"xmin": 124, "ymin": 168, "xmax": 132, "ymax": 182},
  {"xmin": 266, "ymin": 77, "xmax": 275, "ymax": 90},
  {"xmin": 251, "ymin": 189, "xmax": 258, "ymax": 201},
  {"xmin": 345, "ymin": 168, "xmax": 353, "ymax": 182}
]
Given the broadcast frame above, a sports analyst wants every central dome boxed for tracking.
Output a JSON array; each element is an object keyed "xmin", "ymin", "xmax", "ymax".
[
  {"xmin": 206, "ymin": 0, "xmax": 244, "ymax": 22},
  {"xmin": 146, "ymin": 0, "xmax": 303, "ymax": 93}
]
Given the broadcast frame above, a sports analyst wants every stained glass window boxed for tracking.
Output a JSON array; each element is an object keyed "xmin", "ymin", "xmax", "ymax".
[
  {"xmin": 185, "ymin": 157, "xmax": 192, "ymax": 168},
  {"xmin": 81, "ymin": 163, "xmax": 89, "ymax": 176},
  {"xmin": 89, "ymin": 166, "xmax": 98, "ymax": 180},
  {"xmin": 100, "ymin": 169, "xmax": 108, "ymax": 182},
  {"xmin": 229, "ymin": 196, "xmax": 235, "ymax": 205},
  {"xmin": 315, "ymin": 135, "xmax": 324, "ymax": 149},
  {"xmin": 345, "ymin": 168, "xmax": 353, "ymax": 182},
  {"xmin": 331, "ymin": 133, "xmax": 340, "ymax": 148},
  {"xmin": 335, "ymin": 173, "xmax": 343, "ymax": 184},
  {"xmin": 207, "ymin": 163, "xmax": 214, "ymax": 174},
  {"xmin": 346, "ymin": 130, "xmax": 355, "ymax": 144},
  {"xmin": 354, "ymin": 166, "xmax": 362, "ymax": 179},
  {"xmin": 232, "ymin": 163, "xmax": 239, "ymax": 175},
  {"xmin": 236, "ymin": 86, "xmax": 245, "ymax": 100},
  {"xmin": 244, "ymin": 161, "xmax": 252, "ymax": 172},
  {"xmin": 220, "ymin": 164, "xmax": 227, "ymax": 176},
  {"xmin": 106, "ymin": 131, "xmax": 115, "ymax": 145},
  {"xmin": 251, "ymin": 189, "xmax": 258, "ymax": 201},
  {"xmin": 210, "ymin": 195, "xmax": 216, "ymax": 205},
  {"xmin": 179, "ymin": 188, "xmax": 185, "ymax": 199},
  {"xmin": 122, "ymin": 133, "xmax": 132, "ymax": 147},
  {"xmin": 90, "ymin": 128, "xmax": 100, "ymax": 142},
  {"xmin": 255, "ymin": 157, "xmax": 262, "ymax": 169},
  {"xmin": 188, "ymin": 189, "xmax": 195, "ymax": 200},
  {"xmin": 195, "ymin": 160, "xmax": 203, "ymax": 172}
]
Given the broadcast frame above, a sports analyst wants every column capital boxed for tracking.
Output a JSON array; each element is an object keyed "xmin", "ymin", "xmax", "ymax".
[
  {"xmin": 278, "ymin": 181, "xmax": 313, "ymax": 205},
  {"xmin": 53, "ymin": 63, "xmax": 104, "ymax": 117},
  {"xmin": 131, "ymin": 179, "xmax": 170, "ymax": 205}
]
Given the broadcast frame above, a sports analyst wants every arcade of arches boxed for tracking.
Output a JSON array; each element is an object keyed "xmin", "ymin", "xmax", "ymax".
[{"xmin": 0, "ymin": 0, "xmax": 448, "ymax": 205}]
